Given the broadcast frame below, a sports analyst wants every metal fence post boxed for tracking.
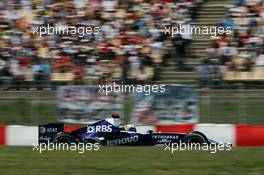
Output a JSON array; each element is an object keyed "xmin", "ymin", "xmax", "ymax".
[{"xmin": 237, "ymin": 83, "xmax": 246, "ymax": 123}]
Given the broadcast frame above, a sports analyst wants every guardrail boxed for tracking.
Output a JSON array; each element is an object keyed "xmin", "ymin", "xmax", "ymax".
[{"xmin": 0, "ymin": 84, "xmax": 263, "ymax": 125}]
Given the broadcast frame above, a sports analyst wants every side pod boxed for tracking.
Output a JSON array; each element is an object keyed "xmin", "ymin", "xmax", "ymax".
[{"xmin": 39, "ymin": 123, "xmax": 64, "ymax": 144}]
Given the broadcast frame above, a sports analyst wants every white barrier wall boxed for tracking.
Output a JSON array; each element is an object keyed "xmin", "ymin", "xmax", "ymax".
[
  {"xmin": 194, "ymin": 124, "xmax": 236, "ymax": 146},
  {"xmin": 0, "ymin": 124, "xmax": 263, "ymax": 146},
  {"xmin": 136, "ymin": 126, "xmax": 155, "ymax": 134},
  {"xmin": 6, "ymin": 126, "xmax": 38, "ymax": 146}
]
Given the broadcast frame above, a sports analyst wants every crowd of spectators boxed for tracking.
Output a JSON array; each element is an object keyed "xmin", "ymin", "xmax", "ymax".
[
  {"xmin": 0, "ymin": 0, "xmax": 204, "ymax": 89},
  {"xmin": 197, "ymin": 0, "xmax": 264, "ymax": 87}
]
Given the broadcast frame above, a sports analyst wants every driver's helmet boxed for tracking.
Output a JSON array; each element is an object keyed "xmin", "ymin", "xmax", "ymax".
[{"xmin": 111, "ymin": 113, "xmax": 121, "ymax": 127}]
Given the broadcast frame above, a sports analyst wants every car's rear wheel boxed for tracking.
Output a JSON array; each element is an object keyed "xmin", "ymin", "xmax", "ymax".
[
  {"xmin": 183, "ymin": 131, "xmax": 208, "ymax": 145},
  {"xmin": 53, "ymin": 132, "xmax": 76, "ymax": 144}
]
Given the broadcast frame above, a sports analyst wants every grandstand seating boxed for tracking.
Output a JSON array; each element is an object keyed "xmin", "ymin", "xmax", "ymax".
[
  {"xmin": 224, "ymin": 67, "xmax": 264, "ymax": 81},
  {"xmin": 0, "ymin": 0, "xmax": 263, "ymax": 89},
  {"xmin": 158, "ymin": 0, "xmax": 234, "ymax": 84}
]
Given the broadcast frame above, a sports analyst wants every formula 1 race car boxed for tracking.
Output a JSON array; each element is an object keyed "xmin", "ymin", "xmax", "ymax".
[{"xmin": 39, "ymin": 118, "xmax": 218, "ymax": 146}]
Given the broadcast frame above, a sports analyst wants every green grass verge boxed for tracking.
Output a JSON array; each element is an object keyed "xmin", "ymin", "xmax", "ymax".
[{"xmin": 0, "ymin": 147, "xmax": 263, "ymax": 175}]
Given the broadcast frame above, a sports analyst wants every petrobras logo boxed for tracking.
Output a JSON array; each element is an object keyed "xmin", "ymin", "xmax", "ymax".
[
  {"xmin": 152, "ymin": 135, "xmax": 179, "ymax": 140},
  {"xmin": 106, "ymin": 135, "xmax": 139, "ymax": 146},
  {"xmin": 87, "ymin": 125, "xmax": 112, "ymax": 133}
]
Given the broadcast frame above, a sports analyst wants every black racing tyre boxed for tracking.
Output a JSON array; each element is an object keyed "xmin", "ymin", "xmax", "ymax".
[
  {"xmin": 52, "ymin": 132, "xmax": 76, "ymax": 144},
  {"xmin": 183, "ymin": 131, "xmax": 208, "ymax": 145},
  {"xmin": 190, "ymin": 131, "xmax": 209, "ymax": 143}
]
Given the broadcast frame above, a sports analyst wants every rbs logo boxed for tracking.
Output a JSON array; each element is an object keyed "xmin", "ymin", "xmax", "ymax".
[{"xmin": 87, "ymin": 125, "xmax": 112, "ymax": 133}]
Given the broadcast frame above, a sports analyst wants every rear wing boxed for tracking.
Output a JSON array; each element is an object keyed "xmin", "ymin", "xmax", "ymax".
[{"xmin": 39, "ymin": 123, "xmax": 64, "ymax": 144}]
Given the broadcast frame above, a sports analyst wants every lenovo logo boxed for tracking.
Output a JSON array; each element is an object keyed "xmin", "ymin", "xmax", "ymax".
[{"xmin": 107, "ymin": 135, "xmax": 139, "ymax": 146}]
